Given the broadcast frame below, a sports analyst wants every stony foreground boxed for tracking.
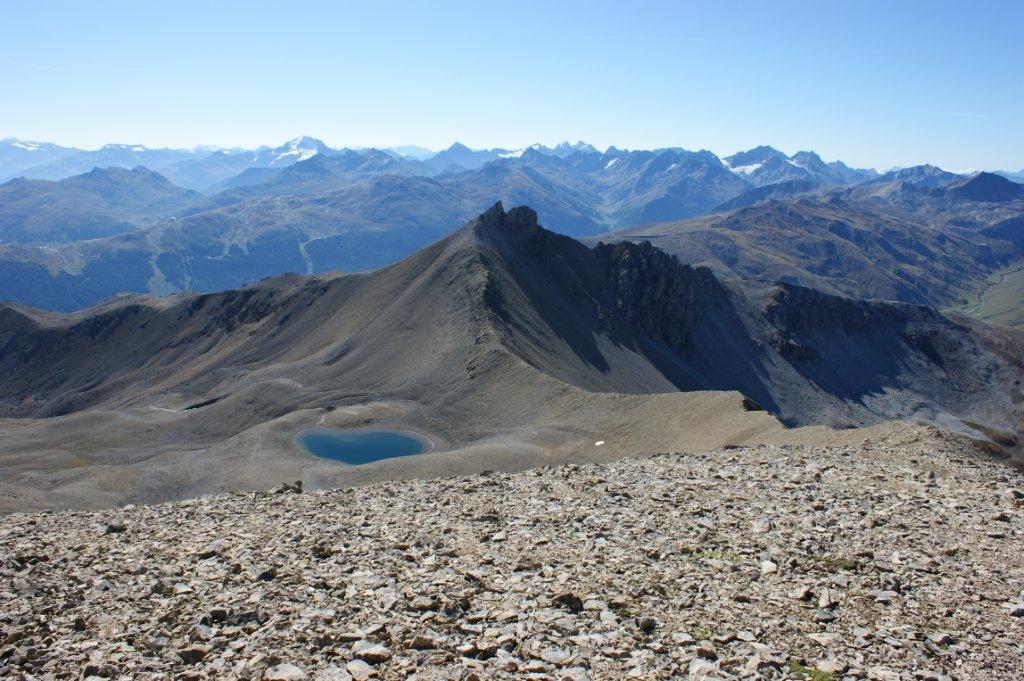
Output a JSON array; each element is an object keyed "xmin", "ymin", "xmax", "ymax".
[{"xmin": 1, "ymin": 427, "xmax": 1022, "ymax": 681}]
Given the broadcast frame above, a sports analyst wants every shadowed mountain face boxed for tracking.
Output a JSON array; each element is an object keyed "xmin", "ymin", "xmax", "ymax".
[
  {"xmin": 945, "ymin": 172, "xmax": 1024, "ymax": 203},
  {"xmin": 462, "ymin": 206, "xmax": 1023, "ymax": 428}
]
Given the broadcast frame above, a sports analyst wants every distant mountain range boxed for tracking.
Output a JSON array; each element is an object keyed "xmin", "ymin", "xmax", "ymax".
[
  {"xmin": 0, "ymin": 166, "xmax": 201, "ymax": 244},
  {"xmin": 722, "ymin": 145, "xmax": 872, "ymax": 187},
  {"xmin": 0, "ymin": 136, "xmax": 1022, "ymax": 319},
  {"xmin": 5, "ymin": 135, "xmax": 1020, "ymax": 187},
  {"xmin": 604, "ymin": 172, "xmax": 1024, "ymax": 309},
  {"xmin": 0, "ymin": 136, "xmax": 339, "ymax": 189}
]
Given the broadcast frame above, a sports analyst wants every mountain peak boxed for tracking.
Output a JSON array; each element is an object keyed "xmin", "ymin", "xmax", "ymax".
[
  {"xmin": 285, "ymin": 136, "xmax": 327, "ymax": 148},
  {"xmin": 549, "ymin": 140, "xmax": 599, "ymax": 156},
  {"xmin": 269, "ymin": 137, "xmax": 329, "ymax": 165},
  {"xmin": 480, "ymin": 200, "xmax": 505, "ymax": 223},
  {"xmin": 724, "ymin": 145, "xmax": 787, "ymax": 167},
  {"xmin": 476, "ymin": 201, "xmax": 539, "ymax": 231},
  {"xmin": 507, "ymin": 205, "xmax": 539, "ymax": 228},
  {"xmin": 868, "ymin": 164, "xmax": 960, "ymax": 189},
  {"xmin": 946, "ymin": 171, "xmax": 1024, "ymax": 202},
  {"xmin": 791, "ymin": 150, "xmax": 824, "ymax": 164}
]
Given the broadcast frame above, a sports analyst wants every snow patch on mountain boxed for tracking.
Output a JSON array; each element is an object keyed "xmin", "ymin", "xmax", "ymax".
[{"xmin": 730, "ymin": 162, "xmax": 763, "ymax": 175}]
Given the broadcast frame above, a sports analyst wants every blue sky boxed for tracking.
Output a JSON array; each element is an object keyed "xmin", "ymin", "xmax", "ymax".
[{"xmin": 2, "ymin": 0, "xmax": 1022, "ymax": 170}]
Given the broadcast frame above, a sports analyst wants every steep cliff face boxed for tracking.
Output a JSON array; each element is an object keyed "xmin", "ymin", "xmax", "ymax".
[
  {"xmin": 764, "ymin": 282, "xmax": 913, "ymax": 335},
  {"xmin": 762, "ymin": 282, "xmax": 969, "ymax": 366},
  {"xmin": 761, "ymin": 283, "xmax": 951, "ymax": 364},
  {"xmin": 592, "ymin": 240, "xmax": 729, "ymax": 355}
]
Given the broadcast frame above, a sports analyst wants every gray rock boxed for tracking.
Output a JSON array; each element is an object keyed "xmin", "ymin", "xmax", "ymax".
[
  {"xmin": 345, "ymin": 659, "xmax": 375, "ymax": 681},
  {"xmin": 177, "ymin": 645, "xmax": 209, "ymax": 664},
  {"xmin": 265, "ymin": 663, "xmax": 310, "ymax": 681},
  {"xmin": 351, "ymin": 641, "xmax": 391, "ymax": 663}
]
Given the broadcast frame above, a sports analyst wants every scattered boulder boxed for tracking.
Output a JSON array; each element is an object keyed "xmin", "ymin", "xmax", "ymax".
[
  {"xmin": 265, "ymin": 663, "xmax": 309, "ymax": 681},
  {"xmin": 351, "ymin": 641, "xmax": 392, "ymax": 663},
  {"xmin": 177, "ymin": 645, "xmax": 209, "ymax": 664}
]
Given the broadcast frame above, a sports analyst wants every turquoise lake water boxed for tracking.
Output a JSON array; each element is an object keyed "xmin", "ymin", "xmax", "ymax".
[{"xmin": 296, "ymin": 428, "xmax": 426, "ymax": 465}]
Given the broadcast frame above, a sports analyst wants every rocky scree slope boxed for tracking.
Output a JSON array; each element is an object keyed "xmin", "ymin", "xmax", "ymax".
[{"xmin": 1, "ymin": 426, "xmax": 1022, "ymax": 680}]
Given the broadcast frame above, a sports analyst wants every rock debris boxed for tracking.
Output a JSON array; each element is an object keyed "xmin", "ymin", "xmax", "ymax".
[{"xmin": 1, "ymin": 426, "xmax": 1022, "ymax": 680}]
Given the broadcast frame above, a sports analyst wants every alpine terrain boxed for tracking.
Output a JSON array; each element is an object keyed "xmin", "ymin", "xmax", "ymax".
[{"xmin": 2, "ymin": 204, "xmax": 1021, "ymax": 513}]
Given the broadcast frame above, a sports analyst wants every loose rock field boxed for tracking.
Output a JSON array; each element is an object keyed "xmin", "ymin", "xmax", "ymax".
[{"xmin": 2, "ymin": 426, "xmax": 1022, "ymax": 680}]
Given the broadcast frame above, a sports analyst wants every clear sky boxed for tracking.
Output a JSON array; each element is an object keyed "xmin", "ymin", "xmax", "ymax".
[{"xmin": 2, "ymin": 0, "xmax": 1022, "ymax": 170}]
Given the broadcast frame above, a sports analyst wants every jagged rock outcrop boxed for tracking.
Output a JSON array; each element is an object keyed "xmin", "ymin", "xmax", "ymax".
[{"xmin": 593, "ymin": 240, "xmax": 728, "ymax": 354}]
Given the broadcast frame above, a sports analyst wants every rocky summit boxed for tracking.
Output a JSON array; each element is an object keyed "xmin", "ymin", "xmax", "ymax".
[{"xmin": 2, "ymin": 426, "xmax": 1022, "ymax": 680}]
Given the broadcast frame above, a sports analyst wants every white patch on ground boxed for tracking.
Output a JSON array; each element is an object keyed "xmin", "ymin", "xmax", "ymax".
[{"xmin": 604, "ymin": 158, "xmax": 618, "ymax": 169}]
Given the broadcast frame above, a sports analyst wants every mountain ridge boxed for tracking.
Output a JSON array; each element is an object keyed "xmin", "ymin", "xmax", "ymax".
[{"xmin": 1, "ymin": 203, "xmax": 1021, "ymax": 510}]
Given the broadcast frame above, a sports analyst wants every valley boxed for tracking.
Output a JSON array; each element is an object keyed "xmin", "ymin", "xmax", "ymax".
[
  {"xmin": 2, "ymin": 134, "xmax": 1024, "ymax": 515},
  {"xmin": 957, "ymin": 263, "xmax": 1024, "ymax": 328}
]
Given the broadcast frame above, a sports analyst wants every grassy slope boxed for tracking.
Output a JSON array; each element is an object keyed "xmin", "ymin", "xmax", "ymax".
[{"xmin": 955, "ymin": 262, "xmax": 1024, "ymax": 327}]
